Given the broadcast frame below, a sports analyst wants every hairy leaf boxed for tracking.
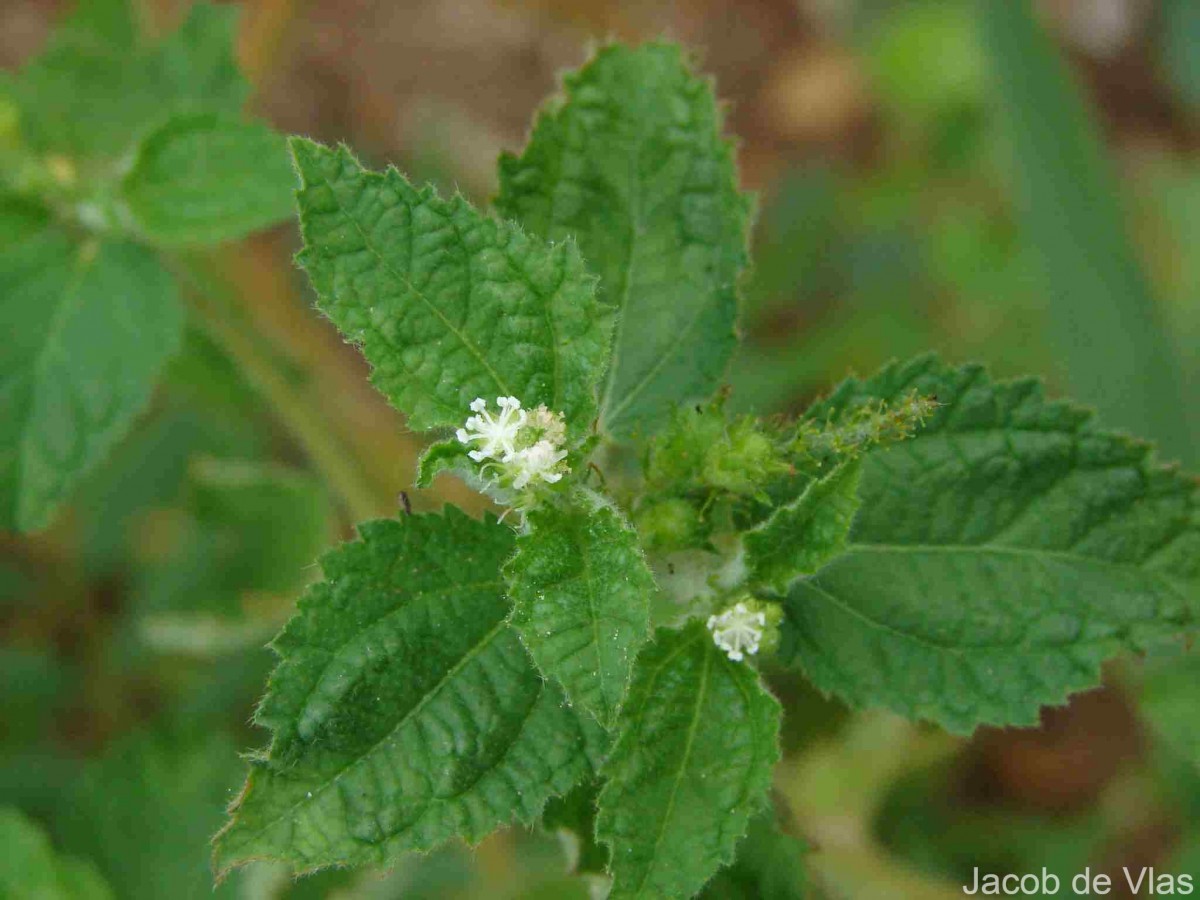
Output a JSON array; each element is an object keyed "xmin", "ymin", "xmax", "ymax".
[
  {"xmin": 291, "ymin": 139, "xmax": 611, "ymax": 436},
  {"xmin": 780, "ymin": 356, "xmax": 1199, "ymax": 733},
  {"xmin": 506, "ymin": 489, "xmax": 655, "ymax": 726},
  {"xmin": 122, "ymin": 113, "xmax": 294, "ymax": 246},
  {"xmin": 745, "ymin": 460, "xmax": 862, "ymax": 594},
  {"xmin": 498, "ymin": 43, "xmax": 750, "ymax": 438},
  {"xmin": 0, "ymin": 198, "xmax": 183, "ymax": 531},
  {"xmin": 0, "ymin": 807, "xmax": 112, "ymax": 900},
  {"xmin": 414, "ymin": 439, "xmax": 472, "ymax": 489},
  {"xmin": 597, "ymin": 624, "xmax": 780, "ymax": 899},
  {"xmin": 214, "ymin": 509, "xmax": 606, "ymax": 876}
]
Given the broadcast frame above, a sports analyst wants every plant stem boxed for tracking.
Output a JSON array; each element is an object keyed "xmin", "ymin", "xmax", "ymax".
[{"xmin": 172, "ymin": 251, "xmax": 385, "ymax": 524}]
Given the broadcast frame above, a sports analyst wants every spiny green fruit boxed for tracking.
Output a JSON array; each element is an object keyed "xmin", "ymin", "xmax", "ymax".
[
  {"xmin": 645, "ymin": 402, "xmax": 787, "ymax": 497},
  {"xmin": 793, "ymin": 389, "xmax": 938, "ymax": 467},
  {"xmin": 703, "ymin": 418, "xmax": 786, "ymax": 496},
  {"xmin": 634, "ymin": 496, "xmax": 705, "ymax": 552},
  {"xmin": 644, "ymin": 403, "xmax": 727, "ymax": 491}
]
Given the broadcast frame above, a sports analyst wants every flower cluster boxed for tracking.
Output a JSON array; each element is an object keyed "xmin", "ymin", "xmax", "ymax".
[
  {"xmin": 456, "ymin": 397, "xmax": 569, "ymax": 492},
  {"xmin": 706, "ymin": 602, "xmax": 766, "ymax": 662},
  {"xmin": 794, "ymin": 389, "xmax": 939, "ymax": 465}
]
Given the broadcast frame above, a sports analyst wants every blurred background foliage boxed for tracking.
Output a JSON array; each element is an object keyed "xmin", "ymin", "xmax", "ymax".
[{"xmin": 1, "ymin": 0, "xmax": 1197, "ymax": 897}]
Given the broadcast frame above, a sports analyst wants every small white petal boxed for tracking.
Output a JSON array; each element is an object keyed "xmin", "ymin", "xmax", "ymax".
[{"xmin": 707, "ymin": 602, "xmax": 767, "ymax": 663}]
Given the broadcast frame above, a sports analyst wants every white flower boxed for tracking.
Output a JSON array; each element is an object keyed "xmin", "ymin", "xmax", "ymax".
[
  {"xmin": 455, "ymin": 396, "xmax": 571, "ymax": 503},
  {"xmin": 456, "ymin": 396, "xmax": 525, "ymax": 462},
  {"xmin": 507, "ymin": 440, "xmax": 568, "ymax": 489},
  {"xmin": 527, "ymin": 404, "xmax": 567, "ymax": 445},
  {"xmin": 706, "ymin": 602, "xmax": 766, "ymax": 662}
]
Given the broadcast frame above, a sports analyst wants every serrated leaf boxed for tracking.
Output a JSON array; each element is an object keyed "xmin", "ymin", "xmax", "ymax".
[
  {"xmin": 415, "ymin": 439, "xmax": 472, "ymax": 489},
  {"xmin": 779, "ymin": 356, "xmax": 1199, "ymax": 734},
  {"xmin": 11, "ymin": 2, "xmax": 247, "ymax": 163},
  {"xmin": 506, "ymin": 489, "xmax": 655, "ymax": 726},
  {"xmin": 291, "ymin": 139, "xmax": 611, "ymax": 437},
  {"xmin": 596, "ymin": 624, "xmax": 780, "ymax": 899},
  {"xmin": 121, "ymin": 113, "xmax": 294, "ymax": 246},
  {"xmin": 744, "ymin": 460, "xmax": 862, "ymax": 594},
  {"xmin": 0, "ymin": 807, "xmax": 113, "ymax": 900},
  {"xmin": 0, "ymin": 198, "xmax": 183, "ymax": 532},
  {"xmin": 214, "ymin": 508, "xmax": 606, "ymax": 876},
  {"xmin": 497, "ymin": 43, "xmax": 751, "ymax": 439}
]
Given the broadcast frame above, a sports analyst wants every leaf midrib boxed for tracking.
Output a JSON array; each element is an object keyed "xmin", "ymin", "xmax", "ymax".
[
  {"xmin": 798, "ymin": 542, "xmax": 1192, "ymax": 655},
  {"xmin": 312, "ymin": 162, "xmax": 515, "ymax": 405},
  {"xmin": 846, "ymin": 542, "xmax": 1190, "ymax": 603},
  {"xmin": 600, "ymin": 132, "xmax": 733, "ymax": 431},
  {"xmin": 598, "ymin": 114, "xmax": 645, "ymax": 425},
  {"xmin": 629, "ymin": 633, "xmax": 710, "ymax": 898},
  {"xmin": 228, "ymin": 618, "xmax": 511, "ymax": 851}
]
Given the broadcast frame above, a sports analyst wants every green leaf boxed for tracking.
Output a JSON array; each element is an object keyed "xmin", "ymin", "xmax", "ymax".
[
  {"xmin": 0, "ymin": 807, "xmax": 113, "ymax": 900},
  {"xmin": 11, "ymin": 3, "xmax": 247, "ymax": 163},
  {"xmin": 744, "ymin": 460, "xmax": 862, "ymax": 594},
  {"xmin": 779, "ymin": 356, "xmax": 1199, "ymax": 734},
  {"xmin": 121, "ymin": 113, "xmax": 294, "ymax": 246},
  {"xmin": 978, "ymin": 0, "xmax": 1197, "ymax": 462},
  {"xmin": 0, "ymin": 198, "xmax": 183, "ymax": 531},
  {"xmin": 497, "ymin": 43, "xmax": 751, "ymax": 439},
  {"xmin": 596, "ymin": 624, "xmax": 780, "ymax": 899},
  {"xmin": 698, "ymin": 806, "xmax": 810, "ymax": 900},
  {"xmin": 415, "ymin": 439, "xmax": 472, "ymax": 489},
  {"xmin": 291, "ymin": 139, "xmax": 611, "ymax": 437},
  {"xmin": 214, "ymin": 508, "xmax": 606, "ymax": 876},
  {"xmin": 506, "ymin": 489, "xmax": 655, "ymax": 727}
]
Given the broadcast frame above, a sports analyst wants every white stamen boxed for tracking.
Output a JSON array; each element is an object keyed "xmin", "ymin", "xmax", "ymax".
[
  {"xmin": 456, "ymin": 396, "xmax": 525, "ymax": 461},
  {"xmin": 508, "ymin": 440, "xmax": 569, "ymax": 489},
  {"xmin": 706, "ymin": 602, "xmax": 766, "ymax": 662}
]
